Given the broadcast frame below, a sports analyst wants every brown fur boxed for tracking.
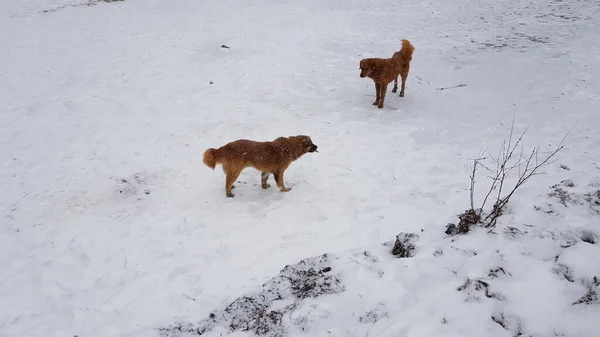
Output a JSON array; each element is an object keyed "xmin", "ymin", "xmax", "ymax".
[
  {"xmin": 359, "ymin": 39, "xmax": 415, "ymax": 108},
  {"xmin": 203, "ymin": 135, "xmax": 318, "ymax": 197}
]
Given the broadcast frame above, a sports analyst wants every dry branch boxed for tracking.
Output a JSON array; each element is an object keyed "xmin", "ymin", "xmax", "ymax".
[
  {"xmin": 435, "ymin": 84, "xmax": 468, "ymax": 91},
  {"xmin": 453, "ymin": 116, "xmax": 571, "ymax": 233}
]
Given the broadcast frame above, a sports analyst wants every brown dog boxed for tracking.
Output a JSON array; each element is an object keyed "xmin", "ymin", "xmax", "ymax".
[
  {"xmin": 203, "ymin": 135, "xmax": 318, "ymax": 197},
  {"xmin": 391, "ymin": 39, "xmax": 415, "ymax": 97},
  {"xmin": 359, "ymin": 39, "xmax": 415, "ymax": 108},
  {"xmin": 359, "ymin": 57, "xmax": 395, "ymax": 108}
]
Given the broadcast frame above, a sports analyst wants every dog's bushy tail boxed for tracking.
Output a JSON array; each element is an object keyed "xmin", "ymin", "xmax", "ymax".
[
  {"xmin": 400, "ymin": 39, "xmax": 415, "ymax": 59},
  {"xmin": 203, "ymin": 148, "xmax": 218, "ymax": 169}
]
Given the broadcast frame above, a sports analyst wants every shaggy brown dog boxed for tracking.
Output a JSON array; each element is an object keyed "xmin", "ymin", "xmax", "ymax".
[
  {"xmin": 391, "ymin": 39, "xmax": 415, "ymax": 97},
  {"xmin": 203, "ymin": 135, "xmax": 318, "ymax": 197},
  {"xmin": 359, "ymin": 39, "xmax": 415, "ymax": 108},
  {"xmin": 359, "ymin": 57, "xmax": 395, "ymax": 108}
]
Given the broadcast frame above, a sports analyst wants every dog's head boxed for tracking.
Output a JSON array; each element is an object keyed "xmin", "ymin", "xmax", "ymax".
[
  {"xmin": 359, "ymin": 59, "xmax": 376, "ymax": 78},
  {"xmin": 295, "ymin": 135, "xmax": 318, "ymax": 153}
]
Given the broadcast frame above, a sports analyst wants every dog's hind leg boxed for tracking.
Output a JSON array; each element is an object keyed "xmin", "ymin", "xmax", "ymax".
[
  {"xmin": 224, "ymin": 166, "xmax": 243, "ymax": 197},
  {"xmin": 273, "ymin": 171, "xmax": 291, "ymax": 192},
  {"xmin": 378, "ymin": 83, "xmax": 388, "ymax": 109},
  {"xmin": 261, "ymin": 172, "xmax": 271, "ymax": 189},
  {"xmin": 373, "ymin": 82, "xmax": 381, "ymax": 106},
  {"xmin": 392, "ymin": 76, "xmax": 399, "ymax": 93}
]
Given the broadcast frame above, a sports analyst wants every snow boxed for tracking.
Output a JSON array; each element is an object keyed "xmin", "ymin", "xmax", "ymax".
[
  {"xmin": 1, "ymin": 0, "xmax": 600, "ymax": 336},
  {"xmin": 556, "ymin": 243, "xmax": 600, "ymax": 283}
]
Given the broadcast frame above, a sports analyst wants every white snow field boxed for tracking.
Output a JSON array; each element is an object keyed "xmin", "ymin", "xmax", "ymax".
[{"xmin": 2, "ymin": 0, "xmax": 600, "ymax": 336}]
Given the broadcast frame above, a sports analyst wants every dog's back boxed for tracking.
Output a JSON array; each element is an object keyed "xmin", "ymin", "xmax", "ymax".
[
  {"xmin": 204, "ymin": 140, "xmax": 275, "ymax": 169},
  {"xmin": 203, "ymin": 136, "xmax": 314, "ymax": 171},
  {"xmin": 392, "ymin": 39, "xmax": 415, "ymax": 67}
]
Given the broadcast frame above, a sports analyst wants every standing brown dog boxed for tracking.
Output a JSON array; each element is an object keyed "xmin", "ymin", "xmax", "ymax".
[
  {"xmin": 203, "ymin": 135, "xmax": 318, "ymax": 197},
  {"xmin": 359, "ymin": 39, "xmax": 415, "ymax": 108},
  {"xmin": 391, "ymin": 39, "xmax": 415, "ymax": 97}
]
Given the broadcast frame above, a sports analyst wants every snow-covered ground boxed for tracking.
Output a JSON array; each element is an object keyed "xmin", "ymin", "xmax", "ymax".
[{"xmin": 1, "ymin": 0, "xmax": 600, "ymax": 336}]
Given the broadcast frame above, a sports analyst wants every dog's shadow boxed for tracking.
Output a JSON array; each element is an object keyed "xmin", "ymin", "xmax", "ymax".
[{"xmin": 363, "ymin": 94, "xmax": 402, "ymax": 111}]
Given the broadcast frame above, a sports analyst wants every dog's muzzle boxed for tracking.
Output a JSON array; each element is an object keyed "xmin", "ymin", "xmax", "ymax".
[{"xmin": 309, "ymin": 144, "xmax": 318, "ymax": 153}]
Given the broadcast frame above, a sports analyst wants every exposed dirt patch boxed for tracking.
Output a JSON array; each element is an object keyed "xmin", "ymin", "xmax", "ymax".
[
  {"xmin": 391, "ymin": 232, "xmax": 419, "ymax": 257},
  {"xmin": 458, "ymin": 278, "xmax": 505, "ymax": 302},
  {"xmin": 159, "ymin": 254, "xmax": 344, "ymax": 337},
  {"xmin": 536, "ymin": 179, "xmax": 600, "ymax": 215}
]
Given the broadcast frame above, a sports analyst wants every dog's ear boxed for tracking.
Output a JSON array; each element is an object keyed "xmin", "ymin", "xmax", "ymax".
[
  {"xmin": 300, "ymin": 136, "xmax": 311, "ymax": 146},
  {"xmin": 298, "ymin": 136, "xmax": 313, "ymax": 148}
]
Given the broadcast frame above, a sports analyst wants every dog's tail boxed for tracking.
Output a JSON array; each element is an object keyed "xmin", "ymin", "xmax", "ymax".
[
  {"xmin": 203, "ymin": 148, "xmax": 219, "ymax": 169},
  {"xmin": 400, "ymin": 39, "xmax": 415, "ymax": 59}
]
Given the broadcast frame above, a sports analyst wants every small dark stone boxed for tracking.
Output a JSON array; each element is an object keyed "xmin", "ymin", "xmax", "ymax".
[
  {"xmin": 209, "ymin": 81, "xmax": 214, "ymax": 84},
  {"xmin": 321, "ymin": 266, "xmax": 332, "ymax": 273},
  {"xmin": 221, "ymin": 44, "xmax": 230, "ymax": 49},
  {"xmin": 445, "ymin": 223, "xmax": 458, "ymax": 236},
  {"xmin": 488, "ymin": 267, "xmax": 508, "ymax": 278},
  {"xmin": 580, "ymin": 230, "xmax": 596, "ymax": 244}
]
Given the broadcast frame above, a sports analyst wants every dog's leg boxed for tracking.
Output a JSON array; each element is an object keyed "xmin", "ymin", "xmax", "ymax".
[
  {"xmin": 400, "ymin": 74, "xmax": 406, "ymax": 97},
  {"xmin": 400, "ymin": 65, "xmax": 410, "ymax": 97},
  {"xmin": 261, "ymin": 172, "xmax": 271, "ymax": 189},
  {"xmin": 274, "ymin": 171, "xmax": 291, "ymax": 192},
  {"xmin": 373, "ymin": 82, "xmax": 380, "ymax": 106},
  {"xmin": 392, "ymin": 75, "xmax": 398, "ymax": 93},
  {"xmin": 225, "ymin": 167, "xmax": 243, "ymax": 197},
  {"xmin": 378, "ymin": 83, "xmax": 388, "ymax": 109}
]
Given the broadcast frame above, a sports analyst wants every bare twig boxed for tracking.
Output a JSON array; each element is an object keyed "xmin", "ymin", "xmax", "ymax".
[
  {"xmin": 469, "ymin": 160, "xmax": 478, "ymax": 211},
  {"xmin": 457, "ymin": 117, "xmax": 573, "ymax": 233},
  {"xmin": 183, "ymin": 293, "xmax": 197, "ymax": 302},
  {"xmin": 435, "ymin": 84, "xmax": 468, "ymax": 91},
  {"xmin": 483, "ymin": 140, "xmax": 565, "ymax": 227},
  {"xmin": 480, "ymin": 163, "xmax": 501, "ymax": 212},
  {"xmin": 481, "ymin": 118, "xmax": 529, "ymax": 214},
  {"xmin": 6, "ymin": 193, "xmax": 30, "ymax": 219}
]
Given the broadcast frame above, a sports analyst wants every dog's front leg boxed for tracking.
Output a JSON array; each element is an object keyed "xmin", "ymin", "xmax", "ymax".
[
  {"xmin": 373, "ymin": 82, "xmax": 380, "ymax": 106},
  {"xmin": 274, "ymin": 171, "xmax": 291, "ymax": 192},
  {"xmin": 392, "ymin": 76, "xmax": 399, "ymax": 93},
  {"xmin": 378, "ymin": 83, "xmax": 388, "ymax": 109}
]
